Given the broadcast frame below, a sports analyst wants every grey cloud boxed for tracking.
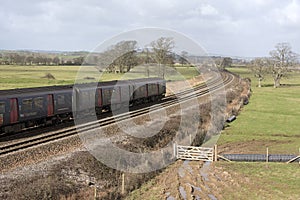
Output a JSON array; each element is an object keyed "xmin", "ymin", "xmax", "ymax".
[{"xmin": 0, "ymin": 0, "xmax": 299, "ymax": 56}]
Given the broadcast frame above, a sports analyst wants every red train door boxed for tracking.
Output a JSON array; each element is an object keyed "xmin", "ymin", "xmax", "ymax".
[
  {"xmin": 97, "ymin": 89, "xmax": 102, "ymax": 107},
  {"xmin": 10, "ymin": 98, "xmax": 18, "ymax": 123},
  {"xmin": 0, "ymin": 102, "xmax": 5, "ymax": 126},
  {"xmin": 145, "ymin": 84, "xmax": 149, "ymax": 98},
  {"xmin": 47, "ymin": 94, "xmax": 54, "ymax": 116}
]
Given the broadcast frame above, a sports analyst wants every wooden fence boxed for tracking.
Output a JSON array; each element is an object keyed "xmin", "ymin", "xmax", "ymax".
[{"xmin": 176, "ymin": 145, "xmax": 214, "ymax": 161}]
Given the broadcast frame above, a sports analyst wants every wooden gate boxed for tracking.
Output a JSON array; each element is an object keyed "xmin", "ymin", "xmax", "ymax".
[{"xmin": 176, "ymin": 145, "xmax": 214, "ymax": 161}]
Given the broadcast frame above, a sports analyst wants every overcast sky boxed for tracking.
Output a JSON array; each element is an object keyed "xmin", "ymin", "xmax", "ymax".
[{"xmin": 1, "ymin": 0, "xmax": 299, "ymax": 57}]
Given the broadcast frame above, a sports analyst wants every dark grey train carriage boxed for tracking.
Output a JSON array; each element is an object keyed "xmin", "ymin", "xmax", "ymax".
[
  {"xmin": 74, "ymin": 77, "xmax": 166, "ymax": 113},
  {"xmin": 0, "ymin": 77, "xmax": 166, "ymax": 134},
  {"xmin": 0, "ymin": 85, "xmax": 73, "ymax": 134},
  {"xmin": 131, "ymin": 78, "xmax": 166, "ymax": 103}
]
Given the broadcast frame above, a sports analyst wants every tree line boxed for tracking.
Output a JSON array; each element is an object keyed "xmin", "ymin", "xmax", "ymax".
[
  {"xmin": 249, "ymin": 43, "xmax": 299, "ymax": 88},
  {"xmin": 88, "ymin": 37, "xmax": 185, "ymax": 78},
  {"xmin": 0, "ymin": 37, "xmax": 181, "ymax": 77},
  {"xmin": 0, "ymin": 52, "xmax": 88, "ymax": 66},
  {"xmin": 9, "ymin": 38, "xmax": 294, "ymax": 85}
]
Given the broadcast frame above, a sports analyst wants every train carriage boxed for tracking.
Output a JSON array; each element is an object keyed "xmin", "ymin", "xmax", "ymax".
[
  {"xmin": 0, "ymin": 77, "xmax": 166, "ymax": 134},
  {"xmin": 147, "ymin": 78, "xmax": 166, "ymax": 101},
  {"xmin": 131, "ymin": 78, "xmax": 166, "ymax": 103},
  {"xmin": 95, "ymin": 80, "xmax": 135, "ymax": 112},
  {"xmin": 73, "ymin": 84, "xmax": 97, "ymax": 114},
  {"xmin": 0, "ymin": 85, "xmax": 73, "ymax": 133},
  {"xmin": 0, "ymin": 89, "xmax": 51, "ymax": 133}
]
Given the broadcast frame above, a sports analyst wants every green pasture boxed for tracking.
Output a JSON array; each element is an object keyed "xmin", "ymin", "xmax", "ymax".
[
  {"xmin": 218, "ymin": 162, "xmax": 300, "ymax": 199},
  {"xmin": 119, "ymin": 64, "xmax": 199, "ymax": 81},
  {"xmin": 216, "ymin": 67, "xmax": 300, "ymax": 199},
  {"xmin": 218, "ymin": 67, "xmax": 300, "ymax": 154},
  {"xmin": 0, "ymin": 65, "xmax": 78, "ymax": 89},
  {"xmin": 0, "ymin": 65, "xmax": 200, "ymax": 90}
]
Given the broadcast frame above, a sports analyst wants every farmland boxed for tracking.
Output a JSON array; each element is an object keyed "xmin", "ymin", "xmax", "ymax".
[
  {"xmin": 218, "ymin": 67, "xmax": 300, "ymax": 154},
  {"xmin": 215, "ymin": 67, "xmax": 300, "ymax": 199},
  {"xmin": 1, "ymin": 65, "xmax": 299, "ymax": 199},
  {"xmin": 0, "ymin": 65, "xmax": 200, "ymax": 90},
  {"xmin": 125, "ymin": 67, "xmax": 300, "ymax": 199}
]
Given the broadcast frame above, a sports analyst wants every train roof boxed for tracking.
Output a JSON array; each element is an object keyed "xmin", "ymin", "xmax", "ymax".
[
  {"xmin": 129, "ymin": 77, "xmax": 165, "ymax": 83},
  {"xmin": 0, "ymin": 84, "xmax": 74, "ymax": 96},
  {"xmin": 0, "ymin": 77, "xmax": 165, "ymax": 96}
]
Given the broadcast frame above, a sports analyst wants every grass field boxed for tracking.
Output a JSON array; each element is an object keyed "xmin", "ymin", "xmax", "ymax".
[
  {"xmin": 218, "ymin": 67, "xmax": 300, "ymax": 154},
  {"xmin": 218, "ymin": 162, "xmax": 300, "ymax": 199},
  {"xmin": 0, "ymin": 65, "xmax": 200, "ymax": 90},
  {"xmin": 0, "ymin": 65, "xmax": 82, "ymax": 89},
  {"xmin": 216, "ymin": 67, "xmax": 300, "ymax": 199}
]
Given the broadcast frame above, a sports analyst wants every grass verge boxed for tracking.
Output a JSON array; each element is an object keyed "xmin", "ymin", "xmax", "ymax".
[{"xmin": 217, "ymin": 162, "xmax": 300, "ymax": 200}]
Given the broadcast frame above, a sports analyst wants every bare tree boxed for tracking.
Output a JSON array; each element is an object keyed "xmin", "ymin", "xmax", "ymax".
[
  {"xmin": 220, "ymin": 57, "xmax": 232, "ymax": 69},
  {"xmin": 250, "ymin": 58, "xmax": 269, "ymax": 87},
  {"xmin": 113, "ymin": 50, "xmax": 138, "ymax": 72},
  {"xmin": 96, "ymin": 40, "xmax": 138, "ymax": 73},
  {"xmin": 150, "ymin": 37, "xmax": 175, "ymax": 78},
  {"xmin": 269, "ymin": 43, "xmax": 297, "ymax": 88},
  {"xmin": 25, "ymin": 56, "xmax": 34, "ymax": 65},
  {"xmin": 144, "ymin": 47, "xmax": 151, "ymax": 77},
  {"xmin": 53, "ymin": 56, "xmax": 60, "ymax": 65},
  {"xmin": 179, "ymin": 51, "xmax": 188, "ymax": 66},
  {"xmin": 112, "ymin": 40, "xmax": 138, "ymax": 73}
]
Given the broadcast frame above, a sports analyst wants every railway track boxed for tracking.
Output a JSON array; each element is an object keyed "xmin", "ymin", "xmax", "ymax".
[
  {"xmin": 0, "ymin": 72, "xmax": 235, "ymax": 157},
  {"xmin": 0, "ymin": 74, "xmax": 220, "ymax": 142}
]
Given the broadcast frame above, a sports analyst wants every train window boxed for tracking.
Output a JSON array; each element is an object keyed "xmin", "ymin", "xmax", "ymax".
[
  {"xmin": 57, "ymin": 95, "xmax": 65, "ymax": 105},
  {"xmin": 22, "ymin": 99, "xmax": 33, "ymax": 111},
  {"xmin": 149, "ymin": 84, "xmax": 155, "ymax": 90},
  {"xmin": 137, "ymin": 86, "xmax": 145, "ymax": 92},
  {"xmin": 34, "ymin": 97, "xmax": 44, "ymax": 109},
  {"xmin": 0, "ymin": 102, "xmax": 5, "ymax": 113}
]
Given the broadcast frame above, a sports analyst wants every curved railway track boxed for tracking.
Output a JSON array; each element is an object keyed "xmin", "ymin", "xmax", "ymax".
[{"xmin": 0, "ymin": 72, "xmax": 235, "ymax": 157}]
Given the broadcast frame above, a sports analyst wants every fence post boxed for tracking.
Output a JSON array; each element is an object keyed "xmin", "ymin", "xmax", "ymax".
[
  {"xmin": 94, "ymin": 186, "xmax": 97, "ymax": 200},
  {"xmin": 121, "ymin": 173, "xmax": 125, "ymax": 195},
  {"xmin": 173, "ymin": 142, "xmax": 177, "ymax": 159},
  {"xmin": 161, "ymin": 149, "xmax": 165, "ymax": 165},
  {"xmin": 266, "ymin": 148, "xmax": 269, "ymax": 163},
  {"xmin": 214, "ymin": 145, "xmax": 218, "ymax": 162}
]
